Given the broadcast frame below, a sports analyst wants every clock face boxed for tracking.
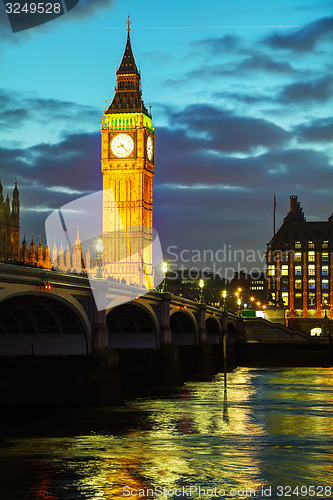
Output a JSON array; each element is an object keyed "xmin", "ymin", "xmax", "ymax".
[
  {"xmin": 147, "ymin": 136, "xmax": 153, "ymax": 161},
  {"xmin": 111, "ymin": 133, "xmax": 134, "ymax": 158}
]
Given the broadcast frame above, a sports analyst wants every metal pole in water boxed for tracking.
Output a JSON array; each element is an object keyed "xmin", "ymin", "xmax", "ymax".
[{"xmin": 223, "ymin": 332, "xmax": 227, "ymax": 388}]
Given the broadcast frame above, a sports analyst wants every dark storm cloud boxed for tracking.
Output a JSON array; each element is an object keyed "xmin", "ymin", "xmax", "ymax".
[
  {"xmin": 0, "ymin": 131, "xmax": 101, "ymax": 219},
  {"xmin": 154, "ymin": 132, "xmax": 333, "ymax": 266},
  {"xmin": 168, "ymin": 104, "xmax": 290, "ymax": 153},
  {"xmin": 294, "ymin": 117, "xmax": 333, "ymax": 143},
  {"xmin": 0, "ymin": 89, "xmax": 99, "ymax": 130},
  {"xmin": 155, "ymin": 106, "xmax": 332, "ymax": 193},
  {"xmin": 278, "ymin": 75, "xmax": 333, "ymax": 103},
  {"xmin": 235, "ymin": 53, "xmax": 295, "ymax": 74},
  {"xmin": 264, "ymin": 16, "xmax": 333, "ymax": 52}
]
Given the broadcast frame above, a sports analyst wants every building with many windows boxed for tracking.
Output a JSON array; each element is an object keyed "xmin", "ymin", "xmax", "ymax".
[{"xmin": 266, "ymin": 196, "xmax": 333, "ymax": 319}]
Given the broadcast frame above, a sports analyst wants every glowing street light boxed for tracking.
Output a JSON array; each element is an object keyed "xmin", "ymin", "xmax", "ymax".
[
  {"xmin": 199, "ymin": 278, "xmax": 205, "ymax": 303},
  {"xmin": 162, "ymin": 261, "xmax": 168, "ymax": 292},
  {"xmin": 221, "ymin": 289, "xmax": 227, "ymax": 312},
  {"xmin": 237, "ymin": 297, "xmax": 241, "ymax": 316}
]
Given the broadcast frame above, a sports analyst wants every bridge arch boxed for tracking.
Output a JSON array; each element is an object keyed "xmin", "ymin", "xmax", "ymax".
[
  {"xmin": 106, "ymin": 302, "xmax": 159, "ymax": 349},
  {"xmin": 170, "ymin": 310, "xmax": 198, "ymax": 345},
  {"xmin": 0, "ymin": 292, "xmax": 90, "ymax": 356},
  {"xmin": 206, "ymin": 316, "xmax": 222, "ymax": 343}
]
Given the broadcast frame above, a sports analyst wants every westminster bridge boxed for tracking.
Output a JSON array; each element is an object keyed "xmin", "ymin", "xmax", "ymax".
[
  {"xmin": 0, "ymin": 262, "xmax": 238, "ymax": 356},
  {"xmin": 0, "ymin": 262, "xmax": 330, "ymax": 413}
]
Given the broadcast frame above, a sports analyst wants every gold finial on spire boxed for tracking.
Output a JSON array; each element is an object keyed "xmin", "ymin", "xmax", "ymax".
[{"xmin": 127, "ymin": 14, "xmax": 131, "ymax": 33}]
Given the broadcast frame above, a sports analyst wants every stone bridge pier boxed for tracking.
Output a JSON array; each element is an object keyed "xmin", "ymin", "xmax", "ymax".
[{"xmin": 89, "ymin": 290, "xmax": 238, "ymax": 394}]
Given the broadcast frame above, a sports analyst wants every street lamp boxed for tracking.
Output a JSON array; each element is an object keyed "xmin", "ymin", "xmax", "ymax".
[
  {"xmin": 235, "ymin": 287, "xmax": 242, "ymax": 316},
  {"xmin": 237, "ymin": 297, "xmax": 241, "ymax": 316},
  {"xmin": 162, "ymin": 261, "xmax": 168, "ymax": 292},
  {"xmin": 96, "ymin": 238, "xmax": 103, "ymax": 278},
  {"xmin": 221, "ymin": 289, "xmax": 227, "ymax": 312},
  {"xmin": 199, "ymin": 279, "xmax": 205, "ymax": 303}
]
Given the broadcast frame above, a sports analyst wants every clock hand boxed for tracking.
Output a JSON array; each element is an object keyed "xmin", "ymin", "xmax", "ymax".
[{"xmin": 120, "ymin": 144, "xmax": 130, "ymax": 154}]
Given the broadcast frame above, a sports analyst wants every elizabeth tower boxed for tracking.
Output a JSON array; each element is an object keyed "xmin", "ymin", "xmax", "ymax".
[{"xmin": 101, "ymin": 20, "xmax": 155, "ymax": 287}]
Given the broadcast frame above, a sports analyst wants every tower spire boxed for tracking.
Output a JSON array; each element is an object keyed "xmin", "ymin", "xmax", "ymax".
[
  {"xmin": 116, "ymin": 20, "xmax": 139, "ymax": 76},
  {"xmin": 106, "ymin": 20, "xmax": 150, "ymax": 116}
]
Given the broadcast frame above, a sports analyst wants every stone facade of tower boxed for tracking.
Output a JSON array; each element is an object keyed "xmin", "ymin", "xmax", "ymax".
[
  {"xmin": 0, "ymin": 180, "xmax": 20, "ymax": 261},
  {"xmin": 101, "ymin": 23, "xmax": 155, "ymax": 288}
]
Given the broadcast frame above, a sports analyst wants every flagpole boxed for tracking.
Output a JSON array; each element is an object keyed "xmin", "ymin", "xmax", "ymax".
[{"xmin": 273, "ymin": 193, "xmax": 276, "ymax": 236}]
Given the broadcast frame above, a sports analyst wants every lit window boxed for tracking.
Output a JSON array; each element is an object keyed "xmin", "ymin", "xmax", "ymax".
[
  {"xmin": 308, "ymin": 241, "xmax": 314, "ymax": 249},
  {"xmin": 295, "ymin": 293, "xmax": 302, "ymax": 299},
  {"xmin": 322, "ymin": 253, "xmax": 328, "ymax": 263},
  {"xmin": 308, "ymin": 251, "xmax": 315, "ymax": 262},
  {"xmin": 281, "ymin": 265, "xmax": 288, "ymax": 276},
  {"xmin": 295, "ymin": 252, "xmax": 302, "ymax": 262},
  {"xmin": 281, "ymin": 278, "xmax": 289, "ymax": 290},
  {"xmin": 322, "ymin": 279, "xmax": 329, "ymax": 289},
  {"xmin": 295, "ymin": 280, "xmax": 302, "ymax": 289},
  {"xmin": 308, "ymin": 279, "xmax": 315, "ymax": 290},
  {"xmin": 308, "ymin": 265, "xmax": 315, "ymax": 276},
  {"xmin": 281, "ymin": 292, "xmax": 289, "ymax": 306},
  {"xmin": 322, "ymin": 266, "xmax": 329, "ymax": 275},
  {"xmin": 322, "ymin": 241, "xmax": 328, "ymax": 249},
  {"xmin": 308, "ymin": 292, "xmax": 316, "ymax": 307},
  {"xmin": 268, "ymin": 265, "xmax": 275, "ymax": 276},
  {"xmin": 295, "ymin": 241, "xmax": 301, "ymax": 249},
  {"xmin": 295, "ymin": 266, "xmax": 302, "ymax": 275}
]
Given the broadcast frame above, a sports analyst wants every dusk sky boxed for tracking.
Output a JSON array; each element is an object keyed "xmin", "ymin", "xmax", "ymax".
[{"xmin": 0, "ymin": 1, "xmax": 332, "ymax": 277}]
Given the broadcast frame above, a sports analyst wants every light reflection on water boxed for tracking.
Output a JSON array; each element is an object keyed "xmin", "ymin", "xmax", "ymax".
[{"xmin": 0, "ymin": 367, "xmax": 332, "ymax": 499}]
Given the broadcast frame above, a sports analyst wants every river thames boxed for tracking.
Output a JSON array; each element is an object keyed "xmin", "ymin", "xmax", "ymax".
[{"xmin": 0, "ymin": 367, "xmax": 332, "ymax": 499}]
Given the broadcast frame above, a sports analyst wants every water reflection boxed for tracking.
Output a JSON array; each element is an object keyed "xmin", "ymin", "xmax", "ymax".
[{"xmin": 0, "ymin": 367, "xmax": 332, "ymax": 499}]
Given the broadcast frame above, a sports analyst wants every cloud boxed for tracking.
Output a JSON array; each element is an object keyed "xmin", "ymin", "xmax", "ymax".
[
  {"xmin": 235, "ymin": 53, "xmax": 295, "ymax": 74},
  {"xmin": 264, "ymin": 16, "xmax": 333, "ymax": 52},
  {"xmin": 0, "ymin": 130, "xmax": 102, "ymax": 238},
  {"xmin": 278, "ymin": 75, "xmax": 333, "ymax": 103},
  {"xmin": 0, "ymin": 89, "xmax": 99, "ymax": 131},
  {"xmin": 154, "ymin": 140, "xmax": 333, "ymax": 268},
  {"xmin": 294, "ymin": 117, "xmax": 333, "ymax": 142},
  {"xmin": 170, "ymin": 53, "xmax": 297, "ymax": 87},
  {"xmin": 191, "ymin": 34, "xmax": 242, "ymax": 54},
  {"xmin": 168, "ymin": 104, "xmax": 290, "ymax": 153}
]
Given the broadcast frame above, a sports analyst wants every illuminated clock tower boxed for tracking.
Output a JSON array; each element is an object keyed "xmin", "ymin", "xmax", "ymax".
[{"xmin": 101, "ymin": 19, "xmax": 155, "ymax": 287}]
